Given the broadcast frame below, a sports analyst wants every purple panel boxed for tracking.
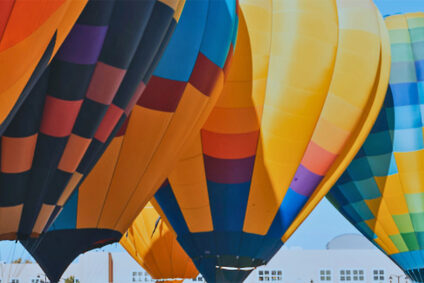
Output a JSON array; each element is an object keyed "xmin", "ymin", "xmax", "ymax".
[
  {"xmin": 289, "ymin": 164, "xmax": 323, "ymax": 197},
  {"xmin": 56, "ymin": 24, "xmax": 108, "ymax": 65},
  {"xmin": 204, "ymin": 155, "xmax": 255, "ymax": 184}
]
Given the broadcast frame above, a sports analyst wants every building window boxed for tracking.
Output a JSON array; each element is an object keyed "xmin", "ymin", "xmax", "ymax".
[
  {"xmin": 10, "ymin": 279, "xmax": 19, "ymax": 283},
  {"xmin": 340, "ymin": 270, "xmax": 364, "ymax": 282},
  {"xmin": 258, "ymin": 270, "xmax": 282, "ymax": 281},
  {"xmin": 320, "ymin": 270, "xmax": 332, "ymax": 281},
  {"xmin": 193, "ymin": 275, "xmax": 204, "ymax": 281},
  {"xmin": 373, "ymin": 270, "xmax": 385, "ymax": 281}
]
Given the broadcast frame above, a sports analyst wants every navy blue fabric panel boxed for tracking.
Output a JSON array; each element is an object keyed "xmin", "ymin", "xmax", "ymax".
[
  {"xmin": 0, "ymin": 172, "xmax": 29, "ymax": 206},
  {"xmin": 327, "ymin": 186, "xmax": 349, "ymax": 207},
  {"xmin": 207, "ymin": 181, "xmax": 250, "ymax": 232},
  {"xmin": 112, "ymin": 1, "xmax": 174, "ymax": 109},
  {"xmin": 72, "ymin": 99, "xmax": 108, "ymax": 138},
  {"xmin": 76, "ymin": 139, "xmax": 103, "ymax": 173},
  {"xmin": 154, "ymin": 182, "xmax": 190, "ymax": 235},
  {"xmin": 370, "ymin": 106, "xmax": 389, "ymax": 133},
  {"xmin": 266, "ymin": 188, "xmax": 308, "ymax": 238},
  {"xmin": 0, "ymin": 33, "xmax": 55, "ymax": 137},
  {"xmin": 98, "ymin": 0, "xmax": 156, "ymax": 68},
  {"xmin": 178, "ymin": 233, "xmax": 202, "ymax": 260},
  {"xmin": 18, "ymin": 134, "xmax": 68, "ymax": 237},
  {"xmin": 142, "ymin": 19, "xmax": 177, "ymax": 83},
  {"xmin": 49, "ymin": 191, "xmax": 78, "ymax": 231},
  {"xmin": 213, "ymin": 231, "xmax": 242, "ymax": 256},
  {"xmin": 337, "ymin": 171, "xmax": 353, "ymax": 185},
  {"xmin": 238, "ymin": 232, "xmax": 265, "ymax": 259},
  {"xmin": 74, "ymin": 0, "xmax": 115, "ymax": 26},
  {"xmin": 3, "ymin": 69, "xmax": 49, "ymax": 137},
  {"xmin": 191, "ymin": 232, "xmax": 218, "ymax": 258},
  {"xmin": 47, "ymin": 60, "xmax": 95, "ymax": 100},
  {"xmin": 44, "ymin": 170, "xmax": 73, "ymax": 204},
  {"xmin": 194, "ymin": 256, "xmax": 219, "ymax": 283},
  {"xmin": 382, "ymin": 86, "xmax": 394, "ymax": 108},
  {"xmin": 21, "ymin": 229, "xmax": 122, "ymax": 283}
]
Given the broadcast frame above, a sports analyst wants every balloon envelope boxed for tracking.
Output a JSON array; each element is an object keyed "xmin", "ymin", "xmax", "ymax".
[
  {"xmin": 2, "ymin": 0, "xmax": 185, "ymax": 243},
  {"xmin": 0, "ymin": 0, "xmax": 87, "ymax": 135},
  {"xmin": 154, "ymin": 0, "xmax": 390, "ymax": 282},
  {"xmin": 21, "ymin": 0, "xmax": 238, "ymax": 281},
  {"xmin": 120, "ymin": 203, "xmax": 198, "ymax": 281},
  {"xmin": 328, "ymin": 12, "xmax": 424, "ymax": 283}
]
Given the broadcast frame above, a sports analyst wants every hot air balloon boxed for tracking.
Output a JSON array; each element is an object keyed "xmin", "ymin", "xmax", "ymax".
[
  {"xmin": 1, "ymin": 0, "xmax": 185, "ymax": 242},
  {"xmin": 328, "ymin": 12, "xmax": 424, "ymax": 283},
  {"xmin": 152, "ymin": 0, "xmax": 391, "ymax": 282},
  {"xmin": 121, "ymin": 203, "xmax": 199, "ymax": 283},
  {"xmin": 20, "ymin": 0, "xmax": 238, "ymax": 281},
  {"xmin": 0, "ymin": 0, "xmax": 87, "ymax": 135}
]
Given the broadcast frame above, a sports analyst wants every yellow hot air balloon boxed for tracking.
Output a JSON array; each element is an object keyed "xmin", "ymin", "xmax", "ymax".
[
  {"xmin": 328, "ymin": 12, "xmax": 424, "ymax": 283},
  {"xmin": 0, "ymin": 0, "xmax": 87, "ymax": 134},
  {"xmin": 121, "ymin": 203, "xmax": 198, "ymax": 283},
  {"xmin": 153, "ymin": 0, "xmax": 391, "ymax": 282}
]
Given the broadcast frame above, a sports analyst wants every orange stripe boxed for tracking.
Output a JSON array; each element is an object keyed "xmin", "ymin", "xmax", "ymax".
[
  {"xmin": 201, "ymin": 129, "xmax": 259, "ymax": 159},
  {"xmin": 0, "ymin": 0, "xmax": 65, "ymax": 51},
  {"xmin": 1, "ymin": 134, "xmax": 37, "ymax": 173},
  {"xmin": 58, "ymin": 134, "xmax": 91, "ymax": 173},
  {"xmin": 202, "ymin": 106, "xmax": 260, "ymax": 134},
  {"xmin": 300, "ymin": 141, "xmax": 338, "ymax": 176}
]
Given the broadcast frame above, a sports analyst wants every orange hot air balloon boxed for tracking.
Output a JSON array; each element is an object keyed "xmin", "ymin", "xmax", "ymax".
[{"xmin": 121, "ymin": 203, "xmax": 198, "ymax": 282}]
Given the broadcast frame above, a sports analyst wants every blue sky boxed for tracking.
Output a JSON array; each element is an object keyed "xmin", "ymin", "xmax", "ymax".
[{"xmin": 0, "ymin": 0, "xmax": 423, "ymax": 265}]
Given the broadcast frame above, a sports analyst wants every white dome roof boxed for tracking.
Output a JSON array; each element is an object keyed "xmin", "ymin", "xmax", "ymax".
[{"xmin": 326, "ymin": 234, "xmax": 376, "ymax": 250}]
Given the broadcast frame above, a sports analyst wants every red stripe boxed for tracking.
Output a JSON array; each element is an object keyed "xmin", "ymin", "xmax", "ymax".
[
  {"xmin": 189, "ymin": 53, "xmax": 222, "ymax": 96},
  {"xmin": 94, "ymin": 104, "xmax": 124, "ymax": 143},
  {"xmin": 0, "ymin": 0, "xmax": 15, "ymax": 41},
  {"xmin": 138, "ymin": 76, "xmax": 186, "ymax": 112},
  {"xmin": 40, "ymin": 96, "xmax": 82, "ymax": 137}
]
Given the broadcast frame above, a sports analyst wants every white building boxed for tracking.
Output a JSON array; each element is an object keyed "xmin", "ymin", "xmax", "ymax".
[{"xmin": 0, "ymin": 234, "xmax": 409, "ymax": 283}]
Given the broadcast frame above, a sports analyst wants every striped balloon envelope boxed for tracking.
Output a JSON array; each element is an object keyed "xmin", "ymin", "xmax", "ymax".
[
  {"xmin": 0, "ymin": 0, "xmax": 87, "ymax": 135},
  {"xmin": 1, "ymin": 0, "xmax": 185, "ymax": 242},
  {"xmin": 121, "ymin": 203, "xmax": 198, "ymax": 282},
  {"xmin": 153, "ymin": 0, "xmax": 391, "ymax": 282},
  {"xmin": 328, "ymin": 12, "xmax": 424, "ymax": 283},
  {"xmin": 20, "ymin": 0, "xmax": 238, "ymax": 282}
]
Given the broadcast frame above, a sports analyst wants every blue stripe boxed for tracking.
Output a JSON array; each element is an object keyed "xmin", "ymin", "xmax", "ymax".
[
  {"xmin": 208, "ymin": 180, "xmax": 250, "ymax": 231},
  {"xmin": 154, "ymin": 182, "xmax": 190, "ymax": 235},
  {"xmin": 152, "ymin": 0, "xmax": 209, "ymax": 81},
  {"xmin": 390, "ymin": 82, "xmax": 420, "ymax": 106},
  {"xmin": 386, "ymin": 104, "xmax": 422, "ymax": 130},
  {"xmin": 393, "ymin": 127, "xmax": 424, "ymax": 152},
  {"xmin": 200, "ymin": 0, "xmax": 236, "ymax": 68},
  {"xmin": 49, "ymin": 190, "xmax": 78, "ymax": 231},
  {"xmin": 266, "ymin": 188, "xmax": 308, "ymax": 238}
]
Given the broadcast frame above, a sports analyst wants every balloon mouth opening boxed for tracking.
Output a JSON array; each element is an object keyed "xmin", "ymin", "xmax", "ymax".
[{"xmin": 215, "ymin": 266, "xmax": 256, "ymax": 271}]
